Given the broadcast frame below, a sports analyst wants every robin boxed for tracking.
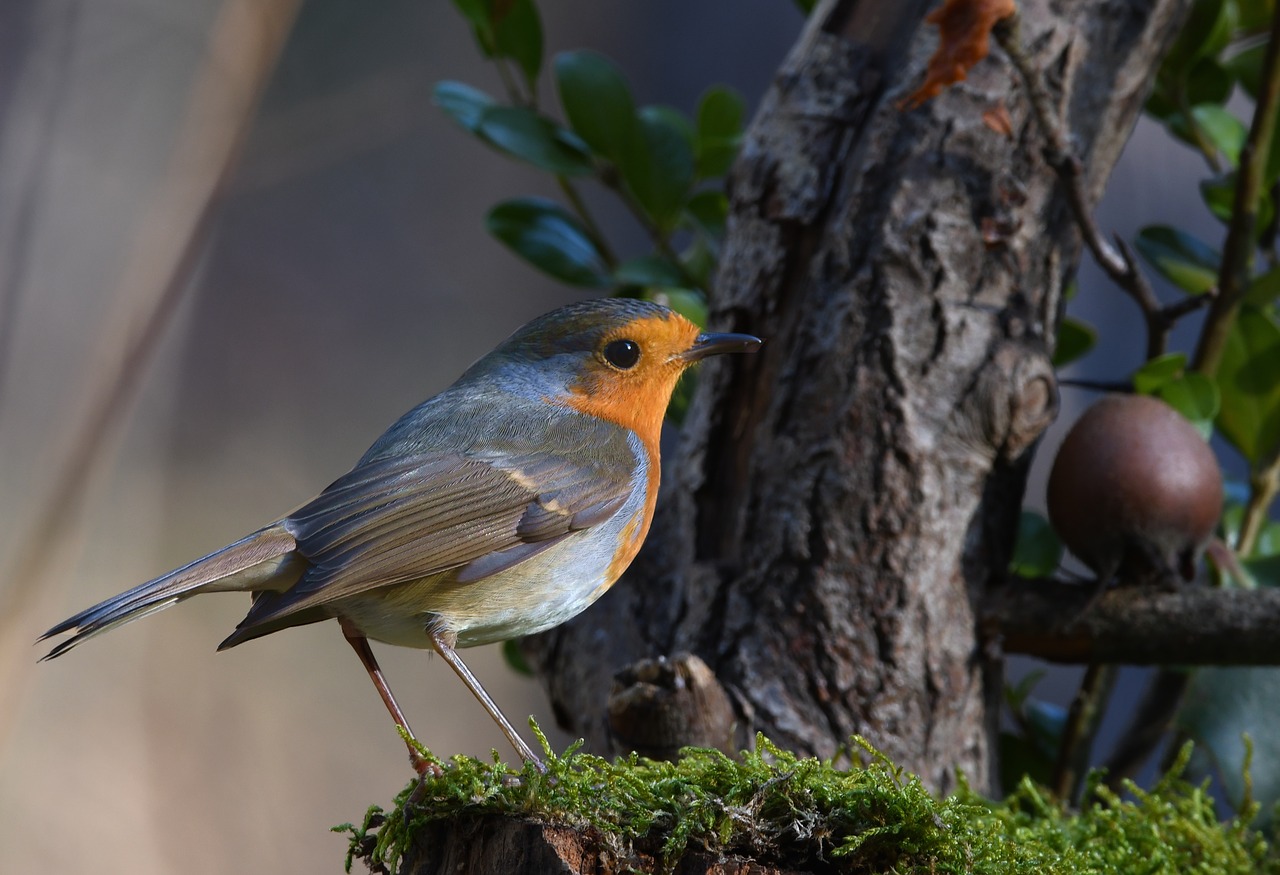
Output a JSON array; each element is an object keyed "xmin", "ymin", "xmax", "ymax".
[{"xmin": 40, "ymin": 297, "xmax": 761, "ymax": 772}]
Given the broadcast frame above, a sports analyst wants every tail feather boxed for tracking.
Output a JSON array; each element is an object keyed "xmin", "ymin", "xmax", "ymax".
[{"xmin": 39, "ymin": 525, "xmax": 299, "ymax": 659}]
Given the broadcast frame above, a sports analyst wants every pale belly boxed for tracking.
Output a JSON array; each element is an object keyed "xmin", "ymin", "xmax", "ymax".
[
  {"xmin": 335, "ymin": 523, "xmax": 627, "ymax": 649},
  {"xmin": 333, "ymin": 434, "xmax": 651, "ymax": 649}
]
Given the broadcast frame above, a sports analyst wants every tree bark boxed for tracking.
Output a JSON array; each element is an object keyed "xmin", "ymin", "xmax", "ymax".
[
  {"xmin": 526, "ymin": 0, "xmax": 1190, "ymax": 795},
  {"xmin": 399, "ymin": 817, "xmax": 810, "ymax": 875}
]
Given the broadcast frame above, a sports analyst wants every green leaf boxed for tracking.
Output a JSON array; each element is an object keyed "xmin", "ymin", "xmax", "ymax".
[
  {"xmin": 1246, "ymin": 267, "xmax": 1280, "ymax": 308},
  {"xmin": 1009, "ymin": 510, "xmax": 1063, "ymax": 577},
  {"xmin": 1133, "ymin": 352, "xmax": 1188, "ymax": 394},
  {"xmin": 1166, "ymin": 101, "xmax": 1244, "ymax": 161},
  {"xmin": 1201, "ymin": 174, "xmax": 1235, "ymax": 221},
  {"xmin": 645, "ymin": 287, "xmax": 708, "ymax": 328},
  {"xmin": 622, "ymin": 105, "xmax": 696, "ymax": 232},
  {"xmin": 1235, "ymin": 0, "xmax": 1277, "ymax": 32},
  {"xmin": 792, "ymin": 0, "xmax": 819, "ymax": 13},
  {"xmin": 1162, "ymin": 0, "xmax": 1235, "ymax": 74},
  {"xmin": 1052, "ymin": 318, "xmax": 1097, "ymax": 367},
  {"xmin": 435, "ymin": 83, "xmax": 593, "ymax": 175},
  {"xmin": 493, "ymin": 0, "xmax": 543, "ymax": 85},
  {"xmin": 486, "ymin": 197, "xmax": 609, "ymax": 286},
  {"xmin": 685, "ymin": 189, "xmax": 729, "ymax": 239},
  {"xmin": 1004, "ymin": 670, "xmax": 1046, "ymax": 712},
  {"xmin": 1180, "ymin": 667, "xmax": 1280, "ymax": 823},
  {"xmin": 1217, "ymin": 306, "xmax": 1280, "ymax": 464},
  {"xmin": 1254, "ymin": 517, "xmax": 1280, "ymax": 558},
  {"xmin": 695, "ymin": 86, "xmax": 745, "ymax": 179},
  {"xmin": 1183, "ymin": 57, "xmax": 1236, "ymax": 106},
  {"xmin": 433, "ymin": 80, "xmax": 496, "ymax": 132},
  {"xmin": 614, "ymin": 255, "xmax": 687, "ymax": 288},
  {"xmin": 555, "ymin": 50, "xmax": 637, "ymax": 162},
  {"xmin": 1244, "ymin": 552, "xmax": 1280, "ymax": 588},
  {"xmin": 681, "ymin": 237, "xmax": 718, "ymax": 288},
  {"xmin": 1225, "ymin": 40, "xmax": 1267, "ymax": 100},
  {"xmin": 476, "ymin": 106, "xmax": 594, "ymax": 175},
  {"xmin": 1156, "ymin": 373, "xmax": 1221, "ymax": 439},
  {"xmin": 1190, "ymin": 104, "xmax": 1247, "ymax": 165},
  {"xmin": 452, "ymin": 0, "xmax": 499, "ymax": 55},
  {"xmin": 1133, "ymin": 226, "xmax": 1220, "ymax": 294},
  {"xmin": 502, "ymin": 639, "xmax": 534, "ymax": 676},
  {"xmin": 1201, "ymin": 173, "xmax": 1276, "ymax": 231},
  {"xmin": 452, "ymin": 0, "xmax": 493, "ymax": 36},
  {"xmin": 1148, "ymin": 56, "xmax": 1231, "ymax": 123}
]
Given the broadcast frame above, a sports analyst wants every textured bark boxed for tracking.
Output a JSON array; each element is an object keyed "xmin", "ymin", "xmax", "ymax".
[
  {"xmin": 398, "ymin": 817, "xmax": 809, "ymax": 875},
  {"xmin": 526, "ymin": 0, "xmax": 1190, "ymax": 795}
]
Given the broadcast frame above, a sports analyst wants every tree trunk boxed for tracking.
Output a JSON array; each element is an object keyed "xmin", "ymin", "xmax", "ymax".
[
  {"xmin": 525, "ymin": 0, "xmax": 1190, "ymax": 794},
  {"xmin": 398, "ymin": 817, "xmax": 810, "ymax": 875}
]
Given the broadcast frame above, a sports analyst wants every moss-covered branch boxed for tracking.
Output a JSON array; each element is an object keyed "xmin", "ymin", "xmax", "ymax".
[{"xmin": 337, "ymin": 729, "xmax": 1278, "ymax": 875}]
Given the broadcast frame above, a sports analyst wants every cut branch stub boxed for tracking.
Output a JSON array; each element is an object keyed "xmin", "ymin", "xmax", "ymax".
[{"xmin": 607, "ymin": 652, "xmax": 740, "ymax": 760}]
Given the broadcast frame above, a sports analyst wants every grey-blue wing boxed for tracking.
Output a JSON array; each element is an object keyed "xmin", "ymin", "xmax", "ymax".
[{"xmin": 225, "ymin": 442, "xmax": 634, "ymax": 638}]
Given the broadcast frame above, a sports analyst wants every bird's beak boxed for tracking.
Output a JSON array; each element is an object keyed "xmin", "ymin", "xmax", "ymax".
[{"xmin": 681, "ymin": 331, "xmax": 763, "ymax": 363}]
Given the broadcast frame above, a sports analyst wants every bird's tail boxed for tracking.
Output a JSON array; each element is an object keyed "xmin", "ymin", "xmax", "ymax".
[{"xmin": 39, "ymin": 524, "xmax": 299, "ymax": 660}]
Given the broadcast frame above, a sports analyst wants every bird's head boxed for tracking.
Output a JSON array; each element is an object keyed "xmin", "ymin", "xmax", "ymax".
[{"xmin": 474, "ymin": 298, "xmax": 760, "ymax": 446}]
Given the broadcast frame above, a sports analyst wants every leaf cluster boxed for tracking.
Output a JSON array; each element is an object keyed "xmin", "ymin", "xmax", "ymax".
[{"xmin": 435, "ymin": 0, "xmax": 743, "ymax": 305}]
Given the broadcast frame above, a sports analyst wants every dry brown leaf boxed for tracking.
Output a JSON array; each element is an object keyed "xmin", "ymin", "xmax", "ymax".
[
  {"xmin": 902, "ymin": 0, "xmax": 1017, "ymax": 110},
  {"xmin": 983, "ymin": 102, "xmax": 1014, "ymax": 137}
]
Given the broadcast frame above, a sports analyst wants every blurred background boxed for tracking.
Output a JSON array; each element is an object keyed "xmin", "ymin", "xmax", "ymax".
[{"xmin": 0, "ymin": 1, "xmax": 1238, "ymax": 872}]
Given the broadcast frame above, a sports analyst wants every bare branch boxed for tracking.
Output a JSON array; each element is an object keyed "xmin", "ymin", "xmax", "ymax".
[
  {"xmin": 995, "ymin": 15, "xmax": 1204, "ymax": 361},
  {"xmin": 1193, "ymin": 6, "xmax": 1280, "ymax": 374},
  {"xmin": 985, "ymin": 580, "xmax": 1280, "ymax": 665}
]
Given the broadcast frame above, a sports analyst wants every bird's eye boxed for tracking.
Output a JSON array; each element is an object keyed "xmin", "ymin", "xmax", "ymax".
[{"xmin": 603, "ymin": 339, "xmax": 641, "ymax": 369}]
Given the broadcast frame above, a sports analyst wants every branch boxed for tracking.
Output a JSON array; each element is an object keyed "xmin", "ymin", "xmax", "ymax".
[
  {"xmin": 1193, "ymin": 5, "xmax": 1280, "ymax": 374},
  {"xmin": 985, "ymin": 580, "xmax": 1280, "ymax": 664},
  {"xmin": 1051, "ymin": 663, "xmax": 1115, "ymax": 803},
  {"xmin": 994, "ymin": 15, "xmax": 1210, "ymax": 361}
]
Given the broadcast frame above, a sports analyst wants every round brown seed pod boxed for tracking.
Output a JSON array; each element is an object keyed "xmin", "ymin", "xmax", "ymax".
[{"xmin": 1046, "ymin": 393, "xmax": 1221, "ymax": 582}]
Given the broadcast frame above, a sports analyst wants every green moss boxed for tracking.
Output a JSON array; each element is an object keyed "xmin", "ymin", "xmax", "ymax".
[{"xmin": 334, "ymin": 724, "xmax": 1280, "ymax": 874}]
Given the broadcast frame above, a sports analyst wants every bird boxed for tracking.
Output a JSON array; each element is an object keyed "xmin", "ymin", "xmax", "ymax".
[{"xmin": 40, "ymin": 297, "xmax": 761, "ymax": 773}]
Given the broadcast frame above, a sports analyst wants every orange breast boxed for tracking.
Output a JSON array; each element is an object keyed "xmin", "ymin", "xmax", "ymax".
[
  {"xmin": 603, "ymin": 442, "xmax": 661, "ymax": 586},
  {"xmin": 558, "ymin": 309, "xmax": 700, "ymax": 590}
]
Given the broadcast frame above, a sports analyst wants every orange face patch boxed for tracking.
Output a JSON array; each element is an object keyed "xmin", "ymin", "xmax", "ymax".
[
  {"xmin": 560, "ymin": 310, "xmax": 702, "ymax": 454},
  {"xmin": 561, "ymin": 310, "xmax": 701, "ymax": 588}
]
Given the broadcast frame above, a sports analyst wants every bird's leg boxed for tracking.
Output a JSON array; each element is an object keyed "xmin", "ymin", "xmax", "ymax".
[
  {"xmin": 340, "ymin": 618, "xmax": 441, "ymax": 777},
  {"xmin": 428, "ymin": 627, "xmax": 544, "ymax": 770}
]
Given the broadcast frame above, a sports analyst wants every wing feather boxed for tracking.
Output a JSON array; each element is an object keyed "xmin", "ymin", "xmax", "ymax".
[{"xmin": 232, "ymin": 426, "xmax": 639, "ymax": 635}]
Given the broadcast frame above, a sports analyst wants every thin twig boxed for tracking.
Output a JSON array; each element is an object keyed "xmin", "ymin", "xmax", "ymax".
[
  {"xmin": 603, "ymin": 177, "xmax": 707, "ymax": 292},
  {"xmin": 1159, "ymin": 285, "xmax": 1216, "ymax": 322},
  {"xmin": 1239, "ymin": 460, "xmax": 1280, "ymax": 555},
  {"xmin": 493, "ymin": 57, "xmax": 532, "ymax": 108},
  {"xmin": 995, "ymin": 15, "xmax": 1187, "ymax": 361},
  {"xmin": 557, "ymin": 176, "xmax": 619, "ymax": 269},
  {"xmin": 1192, "ymin": 6, "xmax": 1280, "ymax": 374},
  {"xmin": 1103, "ymin": 669, "xmax": 1191, "ymax": 789},
  {"xmin": 1175, "ymin": 88, "xmax": 1224, "ymax": 173},
  {"xmin": 1052, "ymin": 663, "xmax": 1116, "ymax": 804},
  {"xmin": 1056, "ymin": 378, "xmax": 1132, "ymax": 392}
]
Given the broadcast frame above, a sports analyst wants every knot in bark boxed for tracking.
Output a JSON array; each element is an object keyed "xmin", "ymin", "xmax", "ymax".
[{"xmin": 970, "ymin": 340, "xmax": 1059, "ymax": 462}]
